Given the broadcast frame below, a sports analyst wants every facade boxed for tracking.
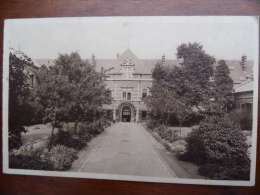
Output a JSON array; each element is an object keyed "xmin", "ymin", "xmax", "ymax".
[{"xmin": 100, "ymin": 49, "xmax": 156, "ymax": 122}]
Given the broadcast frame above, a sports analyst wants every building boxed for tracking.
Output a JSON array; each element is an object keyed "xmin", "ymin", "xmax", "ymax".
[
  {"xmin": 98, "ymin": 49, "xmax": 162, "ymax": 122},
  {"xmin": 34, "ymin": 49, "xmax": 254, "ymax": 122},
  {"xmin": 234, "ymin": 80, "xmax": 254, "ymax": 114}
]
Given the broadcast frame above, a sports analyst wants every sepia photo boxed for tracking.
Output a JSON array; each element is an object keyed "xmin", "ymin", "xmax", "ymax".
[{"xmin": 2, "ymin": 16, "xmax": 259, "ymax": 186}]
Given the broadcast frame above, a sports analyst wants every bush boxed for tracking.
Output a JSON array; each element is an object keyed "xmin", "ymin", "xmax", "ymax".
[
  {"xmin": 180, "ymin": 115, "xmax": 250, "ymax": 180},
  {"xmin": 153, "ymin": 125, "xmax": 179, "ymax": 142},
  {"xmin": 50, "ymin": 119, "xmax": 109, "ymax": 151},
  {"xmin": 9, "ymin": 145, "xmax": 53, "ymax": 170},
  {"xmin": 198, "ymin": 163, "xmax": 250, "ymax": 180},
  {"xmin": 146, "ymin": 119, "xmax": 160, "ymax": 130},
  {"xmin": 9, "ymin": 144, "xmax": 78, "ymax": 171},
  {"xmin": 50, "ymin": 130, "xmax": 87, "ymax": 150},
  {"xmin": 49, "ymin": 145, "xmax": 78, "ymax": 170}
]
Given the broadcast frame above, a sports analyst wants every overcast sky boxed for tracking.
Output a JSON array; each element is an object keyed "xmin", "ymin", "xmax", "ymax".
[{"xmin": 4, "ymin": 16, "xmax": 259, "ymax": 60}]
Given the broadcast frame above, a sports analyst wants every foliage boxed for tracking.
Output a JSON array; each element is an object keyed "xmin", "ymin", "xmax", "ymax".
[
  {"xmin": 9, "ymin": 144, "xmax": 78, "ymax": 171},
  {"xmin": 211, "ymin": 60, "xmax": 234, "ymax": 114},
  {"xmin": 50, "ymin": 130, "xmax": 87, "ymax": 150},
  {"xmin": 50, "ymin": 118, "xmax": 111, "ymax": 150},
  {"xmin": 48, "ymin": 145, "xmax": 78, "ymax": 170},
  {"xmin": 9, "ymin": 51, "xmax": 37, "ymax": 149},
  {"xmin": 152, "ymin": 125, "xmax": 179, "ymax": 143},
  {"xmin": 177, "ymin": 42, "xmax": 215, "ymax": 107},
  {"xmin": 147, "ymin": 42, "xmax": 215, "ymax": 126},
  {"xmin": 181, "ymin": 115, "xmax": 250, "ymax": 180},
  {"xmin": 35, "ymin": 52, "xmax": 110, "ymax": 149},
  {"xmin": 9, "ymin": 145, "xmax": 53, "ymax": 170}
]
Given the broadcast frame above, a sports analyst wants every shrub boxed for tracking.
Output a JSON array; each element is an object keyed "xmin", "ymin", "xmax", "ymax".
[
  {"xmin": 146, "ymin": 119, "xmax": 160, "ymax": 130},
  {"xmin": 181, "ymin": 115, "xmax": 250, "ymax": 180},
  {"xmin": 9, "ymin": 145, "xmax": 53, "ymax": 170},
  {"xmin": 153, "ymin": 125, "xmax": 179, "ymax": 142},
  {"xmin": 9, "ymin": 144, "xmax": 78, "ymax": 171},
  {"xmin": 48, "ymin": 145, "xmax": 78, "ymax": 170},
  {"xmin": 50, "ymin": 130, "xmax": 87, "ymax": 150},
  {"xmin": 82, "ymin": 119, "xmax": 107, "ymax": 136}
]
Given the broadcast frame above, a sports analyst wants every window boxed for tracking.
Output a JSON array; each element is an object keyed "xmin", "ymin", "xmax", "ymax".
[
  {"xmin": 106, "ymin": 90, "xmax": 112, "ymax": 98},
  {"xmin": 241, "ymin": 103, "xmax": 252, "ymax": 113},
  {"xmin": 123, "ymin": 92, "xmax": 126, "ymax": 100},
  {"xmin": 29, "ymin": 74, "xmax": 34, "ymax": 87},
  {"xmin": 142, "ymin": 111, "xmax": 147, "ymax": 120},
  {"xmin": 127, "ymin": 92, "xmax": 131, "ymax": 100},
  {"xmin": 142, "ymin": 89, "xmax": 147, "ymax": 98}
]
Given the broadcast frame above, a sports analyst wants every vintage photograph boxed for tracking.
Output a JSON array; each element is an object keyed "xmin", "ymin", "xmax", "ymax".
[{"xmin": 2, "ymin": 16, "xmax": 259, "ymax": 186}]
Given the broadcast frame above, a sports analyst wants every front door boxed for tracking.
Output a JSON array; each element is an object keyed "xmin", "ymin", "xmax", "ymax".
[{"xmin": 122, "ymin": 106, "xmax": 131, "ymax": 122}]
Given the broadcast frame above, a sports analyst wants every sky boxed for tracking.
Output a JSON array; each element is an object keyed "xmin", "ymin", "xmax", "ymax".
[{"xmin": 4, "ymin": 16, "xmax": 259, "ymax": 61}]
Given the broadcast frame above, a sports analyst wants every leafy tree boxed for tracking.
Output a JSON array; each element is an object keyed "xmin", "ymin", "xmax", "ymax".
[
  {"xmin": 213, "ymin": 60, "xmax": 234, "ymax": 113},
  {"xmin": 146, "ymin": 63, "xmax": 170, "ymax": 124},
  {"xmin": 147, "ymin": 43, "xmax": 215, "ymax": 127},
  {"xmin": 35, "ymin": 52, "xmax": 110, "ymax": 149},
  {"xmin": 177, "ymin": 42, "xmax": 215, "ymax": 109},
  {"xmin": 9, "ymin": 51, "xmax": 34, "ymax": 149}
]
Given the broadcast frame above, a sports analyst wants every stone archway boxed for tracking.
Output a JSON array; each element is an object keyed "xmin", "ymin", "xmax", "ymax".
[
  {"xmin": 118, "ymin": 102, "xmax": 136, "ymax": 122},
  {"xmin": 122, "ymin": 105, "xmax": 131, "ymax": 122}
]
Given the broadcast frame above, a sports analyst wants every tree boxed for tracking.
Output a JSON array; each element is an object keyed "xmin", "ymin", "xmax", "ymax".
[
  {"xmin": 35, "ymin": 52, "xmax": 110, "ymax": 149},
  {"xmin": 177, "ymin": 42, "xmax": 215, "ymax": 109},
  {"xmin": 147, "ymin": 43, "xmax": 214, "ymax": 126},
  {"xmin": 213, "ymin": 60, "xmax": 234, "ymax": 113},
  {"xmin": 9, "ymin": 51, "xmax": 34, "ymax": 149},
  {"xmin": 146, "ymin": 63, "xmax": 170, "ymax": 124}
]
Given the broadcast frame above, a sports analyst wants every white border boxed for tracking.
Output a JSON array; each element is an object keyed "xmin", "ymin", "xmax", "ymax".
[{"xmin": 2, "ymin": 16, "xmax": 259, "ymax": 186}]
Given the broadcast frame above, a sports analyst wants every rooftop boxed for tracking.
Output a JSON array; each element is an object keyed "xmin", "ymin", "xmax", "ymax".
[
  {"xmin": 33, "ymin": 49, "xmax": 254, "ymax": 85},
  {"xmin": 234, "ymin": 80, "xmax": 254, "ymax": 93}
]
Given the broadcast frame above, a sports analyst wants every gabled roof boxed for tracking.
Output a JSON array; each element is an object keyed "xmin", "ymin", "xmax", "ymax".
[
  {"xmin": 234, "ymin": 80, "xmax": 254, "ymax": 93},
  {"xmin": 95, "ymin": 49, "xmax": 176, "ymax": 74},
  {"xmin": 222, "ymin": 60, "xmax": 253, "ymax": 84}
]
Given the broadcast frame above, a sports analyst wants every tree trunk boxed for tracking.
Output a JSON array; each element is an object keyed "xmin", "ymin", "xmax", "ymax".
[
  {"xmin": 48, "ymin": 124, "xmax": 55, "ymax": 151},
  {"xmin": 179, "ymin": 121, "xmax": 182, "ymax": 137},
  {"xmin": 166, "ymin": 112, "xmax": 170, "ymax": 126},
  {"xmin": 74, "ymin": 120, "xmax": 79, "ymax": 135}
]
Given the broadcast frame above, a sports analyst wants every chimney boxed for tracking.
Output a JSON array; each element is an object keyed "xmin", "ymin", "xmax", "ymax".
[
  {"xmin": 240, "ymin": 54, "xmax": 247, "ymax": 72},
  {"xmin": 91, "ymin": 54, "xmax": 96, "ymax": 66},
  {"xmin": 161, "ymin": 54, "xmax": 166, "ymax": 65}
]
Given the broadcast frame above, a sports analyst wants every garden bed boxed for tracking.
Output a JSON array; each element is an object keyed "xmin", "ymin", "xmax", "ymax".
[
  {"xmin": 147, "ymin": 125, "xmax": 204, "ymax": 179},
  {"xmin": 10, "ymin": 120, "xmax": 111, "ymax": 171}
]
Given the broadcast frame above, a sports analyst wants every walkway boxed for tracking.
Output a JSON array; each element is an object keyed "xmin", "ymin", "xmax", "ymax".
[{"xmin": 71, "ymin": 122, "xmax": 177, "ymax": 177}]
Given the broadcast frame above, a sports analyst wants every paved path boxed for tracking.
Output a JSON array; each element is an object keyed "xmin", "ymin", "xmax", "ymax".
[{"xmin": 71, "ymin": 122, "xmax": 176, "ymax": 177}]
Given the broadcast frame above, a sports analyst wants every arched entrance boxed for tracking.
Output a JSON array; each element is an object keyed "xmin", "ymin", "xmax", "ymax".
[
  {"xmin": 122, "ymin": 106, "xmax": 131, "ymax": 122},
  {"xmin": 117, "ymin": 102, "xmax": 136, "ymax": 122}
]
